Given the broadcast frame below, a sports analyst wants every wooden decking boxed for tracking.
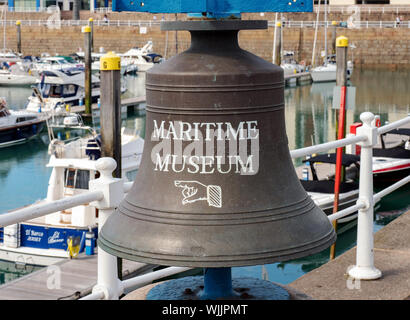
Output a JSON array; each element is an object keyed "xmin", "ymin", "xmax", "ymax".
[
  {"xmin": 0, "ymin": 249, "xmax": 154, "ymax": 300},
  {"xmin": 284, "ymin": 72, "xmax": 312, "ymax": 85},
  {"xmin": 69, "ymin": 96, "xmax": 146, "ymax": 114}
]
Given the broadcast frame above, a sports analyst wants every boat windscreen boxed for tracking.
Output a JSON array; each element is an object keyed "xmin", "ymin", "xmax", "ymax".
[
  {"xmin": 373, "ymin": 146, "xmax": 410, "ymax": 159},
  {"xmin": 302, "ymin": 153, "xmax": 360, "ymax": 166},
  {"xmin": 383, "ymin": 128, "xmax": 410, "ymax": 137},
  {"xmin": 300, "ymin": 179, "xmax": 359, "ymax": 194}
]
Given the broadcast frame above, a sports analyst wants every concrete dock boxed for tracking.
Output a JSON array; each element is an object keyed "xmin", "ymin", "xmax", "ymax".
[
  {"xmin": 0, "ymin": 249, "xmax": 154, "ymax": 300},
  {"xmin": 289, "ymin": 209, "xmax": 410, "ymax": 300}
]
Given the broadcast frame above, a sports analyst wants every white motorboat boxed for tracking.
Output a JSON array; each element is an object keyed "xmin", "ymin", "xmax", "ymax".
[
  {"xmin": 0, "ymin": 129, "xmax": 144, "ymax": 266},
  {"xmin": 311, "ymin": 55, "xmax": 354, "ymax": 83},
  {"xmin": 121, "ymin": 41, "xmax": 163, "ymax": 72},
  {"xmin": 371, "ymin": 128, "xmax": 410, "ymax": 186},
  {"xmin": 299, "ymin": 153, "xmax": 361, "ymax": 226},
  {"xmin": 0, "ymin": 63, "xmax": 37, "ymax": 86},
  {"xmin": 31, "ymin": 56, "xmax": 83, "ymax": 73},
  {"xmin": 281, "ymin": 51, "xmax": 305, "ymax": 76},
  {"xmin": 0, "ymin": 48, "xmax": 21, "ymax": 63},
  {"xmin": 0, "ymin": 98, "xmax": 48, "ymax": 148},
  {"xmin": 76, "ymin": 51, "xmax": 137, "ymax": 75},
  {"xmin": 91, "ymin": 58, "xmax": 138, "ymax": 75},
  {"xmin": 25, "ymin": 68, "xmax": 101, "ymax": 113}
]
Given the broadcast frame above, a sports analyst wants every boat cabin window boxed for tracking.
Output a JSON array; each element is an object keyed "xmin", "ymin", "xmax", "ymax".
[
  {"xmin": 51, "ymin": 59, "xmax": 64, "ymax": 65},
  {"xmin": 16, "ymin": 116, "xmax": 37, "ymax": 122},
  {"xmin": 64, "ymin": 168, "xmax": 90, "ymax": 190},
  {"xmin": 49, "ymin": 85, "xmax": 63, "ymax": 97},
  {"xmin": 0, "ymin": 107, "xmax": 10, "ymax": 117},
  {"xmin": 63, "ymin": 84, "xmax": 77, "ymax": 97}
]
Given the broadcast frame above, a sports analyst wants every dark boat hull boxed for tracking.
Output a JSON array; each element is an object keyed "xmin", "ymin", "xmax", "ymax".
[
  {"xmin": 373, "ymin": 167, "xmax": 410, "ymax": 187},
  {"xmin": 0, "ymin": 120, "xmax": 46, "ymax": 148}
]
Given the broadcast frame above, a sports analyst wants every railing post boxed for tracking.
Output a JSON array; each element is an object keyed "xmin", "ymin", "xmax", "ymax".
[
  {"xmin": 348, "ymin": 112, "xmax": 382, "ymax": 280},
  {"xmin": 89, "ymin": 157, "xmax": 125, "ymax": 299}
]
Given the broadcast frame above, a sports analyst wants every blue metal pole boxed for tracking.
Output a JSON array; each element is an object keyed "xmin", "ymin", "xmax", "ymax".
[{"xmin": 201, "ymin": 267, "xmax": 237, "ymax": 300}]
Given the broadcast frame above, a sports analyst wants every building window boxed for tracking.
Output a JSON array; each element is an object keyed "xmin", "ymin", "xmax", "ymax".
[
  {"xmin": 14, "ymin": 0, "xmax": 36, "ymax": 10},
  {"xmin": 356, "ymin": 1, "xmax": 390, "ymax": 4}
]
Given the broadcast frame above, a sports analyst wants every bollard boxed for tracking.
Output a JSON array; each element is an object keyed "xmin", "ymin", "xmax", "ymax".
[
  {"xmin": 16, "ymin": 20, "xmax": 21, "ymax": 55},
  {"xmin": 348, "ymin": 112, "xmax": 382, "ymax": 280},
  {"xmin": 330, "ymin": 36, "xmax": 349, "ymax": 260},
  {"xmin": 336, "ymin": 36, "xmax": 348, "ymax": 86},
  {"xmin": 174, "ymin": 13, "xmax": 178, "ymax": 54},
  {"xmin": 324, "ymin": 0, "xmax": 328, "ymax": 60},
  {"xmin": 99, "ymin": 51, "xmax": 123, "ymax": 281},
  {"xmin": 82, "ymin": 25, "xmax": 92, "ymax": 116},
  {"xmin": 99, "ymin": 51, "xmax": 122, "ymax": 178},
  {"xmin": 89, "ymin": 158, "xmax": 125, "ymax": 299},
  {"xmin": 274, "ymin": 22, "xmax": 282, "ymax": 66},
  {"xmin": 88, "ymin": 18, "xmax": 94, "ymax": 53}
]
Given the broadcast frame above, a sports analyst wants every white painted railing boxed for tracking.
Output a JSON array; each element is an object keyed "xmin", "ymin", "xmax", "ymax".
[
  {"xmin": 0, "ymin": 19, "xmax": 408, "ymax": 29},
  {"xmin": 314, "ymin": 5, "xmax": 410, "ymax": 14},
  {"xmin": 0, "ymin": 111, "xmax": 409, "ymax": 299},
  {"xmin": 271, "ymin": 20, "xmax": 410, "ymax": 28},
  {"xmin": 0, "ymin": 190, "xmax": 103, "ymax": 227}
]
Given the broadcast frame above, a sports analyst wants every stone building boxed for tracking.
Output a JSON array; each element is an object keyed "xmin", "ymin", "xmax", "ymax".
[{"xmin": 6, "ymin": 0, "xmax": 110, "ymax": 11}]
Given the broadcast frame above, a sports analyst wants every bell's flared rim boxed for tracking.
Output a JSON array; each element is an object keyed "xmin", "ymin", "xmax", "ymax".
[{"xmin": 98, "ymin": 227, "xmax": 336, "ymax": 268}]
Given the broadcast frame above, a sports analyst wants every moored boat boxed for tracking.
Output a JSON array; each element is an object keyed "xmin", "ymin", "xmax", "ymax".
[
  {"xmin": 299, "ymin": 153, "xmax": 361, "ymax": 229},
  {"xmin": 372, "ymin": 128, "xmax": 410, "ymax": 186},
  {"xmin": 0, "ymin": 98, "xmax": 48, "ymax": 148},
  {"xmin": 311, "ymin": 55, "xmax": 353, "ymax": 83},
  {"xmin": 120, "ymin": 41, "xmax": 163, "ymax": 72},
  {"xmin": 25, "ymin": 68, "xmax": 101, "ymax": 113},
  {"xmin": 0, "ymin": 129, "xmax": 144, "ymax": 266},
  {"xmin": 0, "ymin": 63, "xmax": 37, "ymax": 86}
]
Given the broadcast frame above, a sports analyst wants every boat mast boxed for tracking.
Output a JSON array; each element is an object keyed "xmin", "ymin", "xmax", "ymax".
[
  {"xmin": 2, "ymin": 6, "xmax": 5, "ymax": 50},
  {"xmin": 272, "ymin": 12, "xmax": 278, "ymax": 64},
  {"xmin": 324, "ymin": 0, "xmax": 328, "ymax": 65},
  {"xmin": 311, "ymin": 0, "xmax": 321, "ymax": 67}
]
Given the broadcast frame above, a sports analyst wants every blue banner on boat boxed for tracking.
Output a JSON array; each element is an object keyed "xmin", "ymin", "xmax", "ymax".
[{"xmin": 20, "ymin": 224, "xmax": 98, "ymax": 252}]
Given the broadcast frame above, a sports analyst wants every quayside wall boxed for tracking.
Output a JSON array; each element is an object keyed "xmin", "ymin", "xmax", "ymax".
[{"xmin": 4, "ymin": 11, "xmax": 410, "ymax": 69}]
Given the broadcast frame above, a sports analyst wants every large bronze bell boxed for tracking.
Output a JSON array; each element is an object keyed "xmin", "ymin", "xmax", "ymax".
[{"xmin": 99, "ymin": 20, "xmax": 336, "ymax": 268}]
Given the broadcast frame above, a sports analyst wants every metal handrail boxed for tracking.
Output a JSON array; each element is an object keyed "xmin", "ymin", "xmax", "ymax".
[
  {"xmin": 121, "ymin": 266, "xmax": 191, "ymax": 292},
  {"xmin": 0, "ymin": 190, "xmax": 103, "ymax": 227},
  {"xmin": 290, "ymin": 135, "xmax": 366, "ymax": 159}
]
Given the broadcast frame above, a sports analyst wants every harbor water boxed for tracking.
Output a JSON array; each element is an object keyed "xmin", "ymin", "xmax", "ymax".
[{"xmin": 0, "ymin": 69, "xmax": 409, "ymax": 286}]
